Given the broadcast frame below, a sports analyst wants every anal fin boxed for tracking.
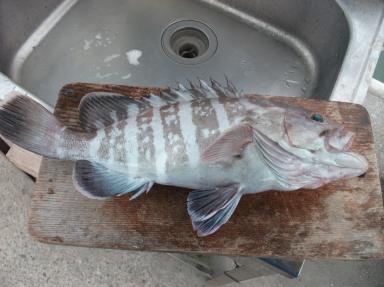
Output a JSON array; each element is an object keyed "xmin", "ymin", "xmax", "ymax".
[
  {"xmin": 73, "ymin": 160, "xmax": 153, "ymax": 200},
  {"xmin": 187, "ymin": 184, "xmax": 242, "ymax": 236}
]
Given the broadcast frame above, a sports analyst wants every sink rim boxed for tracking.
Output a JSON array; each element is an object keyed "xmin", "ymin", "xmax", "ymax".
[
  {"xmin": 0, "ymin": 0, "xmax": 383, "ymax": 107},
  {"xmin": 330, "ymin": 0, "xmax": 384, "ymax": 104}
]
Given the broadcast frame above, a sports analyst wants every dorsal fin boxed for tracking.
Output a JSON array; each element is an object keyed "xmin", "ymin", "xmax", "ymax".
[
  {"xmin": 209, "ymin": 77, "xmax": 241, "ymax": 98},
  {"xmin": 79, "ymin": 79, "xmax": 242, "ymax": 132},
  {"xmin": 79, "ymin": 92, "xmax": 137, "ymax": 132}
]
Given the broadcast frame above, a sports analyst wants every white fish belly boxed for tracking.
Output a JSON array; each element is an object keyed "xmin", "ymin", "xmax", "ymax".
[{"xmin": 161, "ymin": 144, "xmax": 277, "ymax": 192}]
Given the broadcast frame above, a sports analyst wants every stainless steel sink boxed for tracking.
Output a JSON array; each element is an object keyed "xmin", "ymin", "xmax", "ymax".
[{"xmin": 0, "ymin": 0, "xmax": 383, "ymax": 108}]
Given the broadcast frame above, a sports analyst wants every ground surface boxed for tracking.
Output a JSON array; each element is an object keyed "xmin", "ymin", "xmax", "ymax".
[{"xmin": 0, "ymin": 92, "xmax": 383, "ymax": 287}]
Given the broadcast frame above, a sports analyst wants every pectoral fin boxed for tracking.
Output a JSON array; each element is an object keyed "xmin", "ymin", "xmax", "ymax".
[
  {"xmin": 73, "ymin": 160, "xmax": 153, "ymax": 200},
  {"xmin": 200, "ymin": 124, "xmax": 253, "ymax": 164},
  {"xmin": 187, "ymin": 184, "xmax": 242, "ymax": 236}
]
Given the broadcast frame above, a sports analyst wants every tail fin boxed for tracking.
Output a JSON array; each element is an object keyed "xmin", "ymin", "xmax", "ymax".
[{"xmin": 0, "ymin": 94, "xmax": 65, "ymax": 158}]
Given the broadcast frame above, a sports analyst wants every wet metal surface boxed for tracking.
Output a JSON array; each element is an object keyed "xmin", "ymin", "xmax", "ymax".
[{"xmin": 2, "ymin": 0, "xmax": 383, "ymax": 107}]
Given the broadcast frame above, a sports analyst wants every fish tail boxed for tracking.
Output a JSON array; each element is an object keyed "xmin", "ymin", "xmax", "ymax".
[{"xmin": 0, "ymin": 94, "xmax": 83, "ymax": 159}]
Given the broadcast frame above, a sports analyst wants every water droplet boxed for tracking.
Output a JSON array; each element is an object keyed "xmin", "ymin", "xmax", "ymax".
[
  {"xmin": 121, "ymin": 73, "xmax": 132, "ymax": 80},
  {"xmin": 284, "ymin": 79, "xmax": 299, "ymax": 88}
]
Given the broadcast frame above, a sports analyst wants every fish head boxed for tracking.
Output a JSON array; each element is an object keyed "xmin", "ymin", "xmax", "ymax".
[
  {"xmin": 284, "ymin": 110, "xmax": 351, "ymax": 151},
  {"xmin": 278, "ymin": 109, "xmax": 368, "ymax": 188}
]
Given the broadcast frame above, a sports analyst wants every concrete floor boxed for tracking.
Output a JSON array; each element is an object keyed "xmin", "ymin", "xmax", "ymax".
[{"xmin": 0, "ymin": 92, "xmax": 384, "ymax": 286}]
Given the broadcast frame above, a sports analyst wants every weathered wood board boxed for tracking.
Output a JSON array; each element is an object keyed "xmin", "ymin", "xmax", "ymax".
[
  {"xmin": 6, "ymin": 145, "xmax": 42, "ymax": 177},
  {"xmin": 29, "ymin": 83, "xmax": 384, "ymax": 259}
]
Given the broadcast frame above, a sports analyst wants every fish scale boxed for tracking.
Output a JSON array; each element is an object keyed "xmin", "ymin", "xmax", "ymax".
[
  {"xmin": 125, "ymin": 103, "xmax": 139, "ymax": 176},
  {"xmin": 191, "ymin": 99, "xmax": 221, "ymax": 153},
  {"xmin": 136, "ymin": 108, "xmax": 155, "ymax": 173},
  {"xmin": 0, "ymin": 79, "xmax": 368, "ymax": 237},
  {"xmin": 177, "ymin": 98, "xmax": 200, "ymax": 168},
  {"xmin": 159, "ymin": 103, "xmax": 188, "ymax": 173},
  {"xmin": 112, "ymin": 120, "xmax": 127, "ymax": 164}
]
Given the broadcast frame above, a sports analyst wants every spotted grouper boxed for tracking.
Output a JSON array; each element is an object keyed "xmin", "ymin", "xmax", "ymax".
[{"xmin": 0, "ymin": 79, "xmax": 368, "ymax": 236}]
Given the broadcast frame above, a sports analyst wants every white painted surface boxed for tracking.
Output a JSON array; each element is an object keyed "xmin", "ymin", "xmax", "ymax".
[{"xmin": 368, "ymin": 78, "xmax": 384, "ymax": 98}]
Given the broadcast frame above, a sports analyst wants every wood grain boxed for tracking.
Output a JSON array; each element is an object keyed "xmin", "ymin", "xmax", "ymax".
[
  {"xmin": 29, "ymin": 83, "xmax": 384, "ymax": 259},
  {"xmin": 6, "ymin": 145, "xmax": 42, "ymax": 177}
]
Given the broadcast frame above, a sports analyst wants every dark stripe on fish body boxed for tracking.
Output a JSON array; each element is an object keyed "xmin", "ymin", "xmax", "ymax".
[
  {"xmin": 191, "ymin": 98, "xmax": 220, "ymax": 152},
  {"xmin": 218, "ymin": 96, "xmax": 246, "ymax": 125},
  {"xmin": 97, "ymin": 126, "xmax": 113, "ymax": 161},
  {"xmin": 113, "ymin": 120, "xmax": 128, "ymax": 165}
]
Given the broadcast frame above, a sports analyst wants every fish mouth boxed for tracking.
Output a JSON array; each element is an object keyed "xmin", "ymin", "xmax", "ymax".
[
  {"xmin": 325, "ymin": 128, "xmax": 368, "ymax": 177},
  {"xmin": 333, "ymin": 152, "xmax": 369, "ymax": 177},
  {"xmin": 325, "ymin": 128, "xmax": 355, "ymax": 152}
]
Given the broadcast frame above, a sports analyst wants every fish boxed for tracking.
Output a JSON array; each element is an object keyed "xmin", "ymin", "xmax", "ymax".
[{"xmin": 0, "ymin": 79, "xmax": 368, "ymax": 236}]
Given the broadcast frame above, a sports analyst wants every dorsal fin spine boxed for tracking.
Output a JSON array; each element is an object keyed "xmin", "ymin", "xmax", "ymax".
[{"xmin": 79, "ymin": 79, "xmax": 241, "ymax": 132}]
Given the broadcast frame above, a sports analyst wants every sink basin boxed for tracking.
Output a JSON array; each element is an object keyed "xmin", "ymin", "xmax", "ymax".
[{"xmin": 0, "ymin": 0, "xmax": 383, "ymax": 107}]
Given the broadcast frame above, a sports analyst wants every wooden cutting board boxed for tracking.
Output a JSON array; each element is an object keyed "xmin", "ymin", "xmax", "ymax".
[{"xmin": 28, "ymin": 83, "xmax": 384, "ymax": 259}]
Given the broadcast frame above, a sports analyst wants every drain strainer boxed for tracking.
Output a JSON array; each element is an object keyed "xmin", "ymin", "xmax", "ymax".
[{"xmin": 161, "ymin": 20, "xmax": 218, "ymax": 65}]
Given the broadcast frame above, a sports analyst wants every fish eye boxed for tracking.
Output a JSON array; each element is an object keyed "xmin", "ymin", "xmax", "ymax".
[{"xmin": 311, "ymin": 113, "xmax": 324, "ymax": 123}]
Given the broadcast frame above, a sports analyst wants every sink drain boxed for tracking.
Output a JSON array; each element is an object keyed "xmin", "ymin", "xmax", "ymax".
[{"xmin": 161, "ymin": 20, "xmax": 218, "ymax": 65}]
